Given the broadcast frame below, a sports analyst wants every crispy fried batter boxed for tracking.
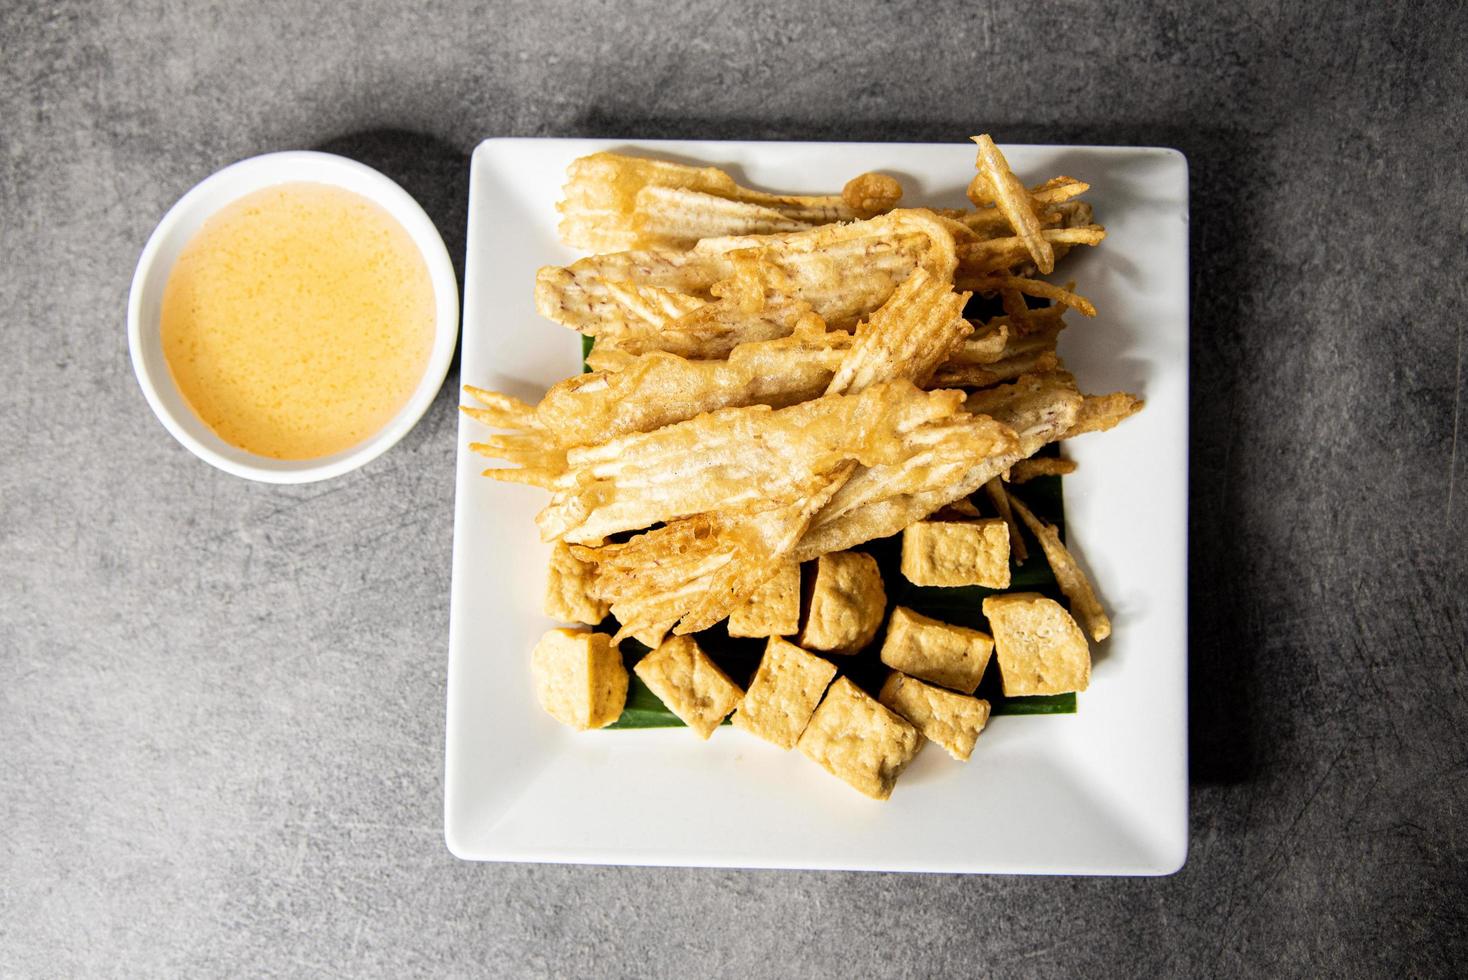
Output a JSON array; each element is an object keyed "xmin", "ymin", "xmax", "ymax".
[
  {"xmin": 969, "ymin": 135, "xmax": 1055, "ymax": 275},
  {"xmin": 926, "ymin": 315, "xmax": 1064, "ymax": 389},
  {"xmin": 535, "ymin": 209, "xmax": 962, "ymax": 355},
  {"xmin": 1060, "ymin": 391, "xmax": 1145, "ymax": 439},
  {"xmin": 957, "ymin": 225, "xmax": 1106, "ymax": 278},
  {"xmin": 793, "ymin": 373, "xmax": 1080, "ymax": 560},
  {"xmin": 473, "ymin": 315, "xmax": 849, "ymax": 449},
  {"xmin": 557, "ymin": 152, "xmax": 903, "ymax": 252},
  {"xmin": 960, "ymin": 275, "xmax": 1097, "ymax": 318},
  {"xmin": 511, "ymin": 382, "xmax": 972, "ymax": 544},
  {"xmin": 1006, "ymin": 457, "xmax": 1077, "ymax": 482},
  {"xmin": 826, "ymin": 267, "xmax": 971, "ymax": 395}
]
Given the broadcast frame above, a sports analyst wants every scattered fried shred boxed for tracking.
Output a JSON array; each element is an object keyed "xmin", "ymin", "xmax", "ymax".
[
  {"xmin": 1006, "ymin": 493, "xmax": 1111, "ymax": 643},
  {"xmin": 1006, "ymin": 457, "xmax": 1077, "ymax": 482}
]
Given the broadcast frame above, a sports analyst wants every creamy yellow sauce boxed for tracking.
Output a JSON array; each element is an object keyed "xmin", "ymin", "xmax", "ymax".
[{"xmin": 161, "ymin": 182, "xmax": 435, "ymax": 460}]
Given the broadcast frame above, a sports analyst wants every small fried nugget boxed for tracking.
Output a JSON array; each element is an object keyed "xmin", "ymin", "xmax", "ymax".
[
  {"xmin": 1006, "ymin": 457, "xmax": 1077, "ymax": 483},
  {"xmin": 879, "ymin": 606, "xmax": 994, "ymax": 695},
  {"xmin": 633, "ymin": 635, "xmax": 743, "ymax": 739},
  {"xmin": 981, "ymin": 593, "xmax": 1091, "ymax": 696},
  {"xmin": 544, "ymin": 542, "xmax": 609, "ymax": 625},
  {"xmin": 799, "ymin": 551, "xmax": 886, "ymax": 655},
  {"xmin": 530, "ymin": 628, "xmax": 628, "ymax": 730},
  {"xmin": 900, "ymin": 518, "xmax": 1011, "ymax": 588},
  {"xmin": 797, "ymin": 677, "xmax": 924, "ymax": 800},
  {"xmin": 727, "ymin": 561, "xmax": 801, "ymax": 638},
  {"xmin": 878, "ymin": 672, "xmax": 991, "ymax": 761},
  {"xmin": 731, "ymin": 637, "xmax": 838, "ymax": 749}
]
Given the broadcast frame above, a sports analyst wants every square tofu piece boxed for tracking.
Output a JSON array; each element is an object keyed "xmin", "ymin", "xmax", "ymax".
[
  {"xmin": 797, "ymin": 677, "xmax": 924, "ymax": 800},
  {"xmin": 727, "ymin": 561, "xmax": 801, "ymax": 638},
  {"xmin": 879, "ymin": 672, "xmax": 991, "ymax": 761},
  {"xmin": 544, "ymin": 542, "xmax": 609, "ymax": 625},
  {"xmin": 900, "ymin": 518, "xmax": 1011, "ymax": 588},
  {"xmin": 798, "ymin": 551, "xmax": 886, "ymax": 655},
  {"xmin": 879, "ymin": 606, "xmax": 994, "ymax": 695},
  {"xmin": 982, "ymin": 593, "xmax": 1091, "ymax": 696},
  {"xmin": 731, "ymin": 637, "xmax": 838, "ymax": 749},
  {"xmin": 633, "ymin": 635, "xmax": 743, "ymax": 739},
  {"xmin": 530, "ymin": 628, "xmax": 628, "ymax": 730}
]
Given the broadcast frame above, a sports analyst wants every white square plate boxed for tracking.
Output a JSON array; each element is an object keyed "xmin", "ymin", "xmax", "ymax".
[{"xmin": 445, "ymin": 138, "xmax": 1189, "ymax": 874}]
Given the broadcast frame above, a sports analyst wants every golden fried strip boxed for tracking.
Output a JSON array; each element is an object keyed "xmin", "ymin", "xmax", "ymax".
[
  {"xmin": 826, "ymin": 267, "xmax": 971, "ymax": 395},
  {"xmin": 949, "ymin": 321, "xmax": 1009, "ymax": 365},
  {"xmin": 957, "ymin": 225, "xmax": 1107, "ymax": 277},
  {"xmin": 1060, "ymin": 391, "xmax": 1145, "ymax": 439},
  {"xmin": 523, "ymin": 383, "xmax": 971, "ymax": 544},
  {"xmin": 534, "ymin": 252, "xmax": 728, "ymax": 340},
  {"xmin": 557, "ymin": 152, "xmax": 903, "ymax": 252},
  {"xmin": 969, "ymin": 135, "xmax": 1055, "ymax": 275},
  {"xmin": 461, "ymin": 386, "xmax": 541, "ymax": 431},
  {"xmin": 467, "ymin": 318, "xmax": 848, "ymax": 449},
  {"xmin": 534, "ymin": 209, "xmax": 961, "ymax": 348},
  {"xmin": 1007, "ymin": 457, "xmax": 1077, "ymax": 482},
  {"xmin": 601, "ymin": 295, "xmax": 815, "ymax": 361},
  {"xmin": 981, "ymin": 477, "xmax": 1028, "ymax": 564},
  {"xmin": 962, "ymin": 276, "xmax": 1098, "ymax": 318},
  {"xmin": 794, "ymin": 373, "xmax": 1082, "ymax": 559},
  {"xmin": 928, "ymin": 315, "xmax": 1063, "ymax": 389},
  {"xmin": 1007, "ymin": 493, "xmax": 1111, "ymax": 642}
]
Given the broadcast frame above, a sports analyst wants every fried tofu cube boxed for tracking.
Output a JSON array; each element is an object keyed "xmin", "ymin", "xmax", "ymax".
[
  {"xmin": 879, "ymin": 672, "xmax": 991, "ymax": 761},
  {"xmin": 798, "ymin": 551, "xmax": 886, "ymax": 655},
  {"xmin": 727, "ymin": 561, "xmax": 801, "ymax": 638},
  {"xmin": 731, "ymin": 637, "xmax": 838, "ymax": 749},
  {"xmin": 982, "ymin": 593, "xmax": 1091, "ymax": 696},
  {"xmin": 797, "ymin": 677, "xmax": 924, "ymax": 800},
  {"xmin": 900, "ymin": 518, "xmax": 1011, "ymax": 588},
  {"xmin": 633, "ymin": 635, "xmax": 743, "ymax": 739},
  {"xmin": 530, "ymin": 628, "xmax": 627, "ymax": 730},
  {"xmin": 544, "ymin": 542, "xmax": 609, "ymax": 625},
  {"xmin": 878, "ymin": 606, "xmax": 994, "ymax": 694}
]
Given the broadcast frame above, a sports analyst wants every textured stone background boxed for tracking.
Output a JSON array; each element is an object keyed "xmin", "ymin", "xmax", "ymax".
[{"xmin": 2, "ymin": 1, "xmax": 1465, "ymax": 976}]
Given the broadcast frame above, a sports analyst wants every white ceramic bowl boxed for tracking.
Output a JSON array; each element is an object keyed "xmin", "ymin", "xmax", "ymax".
[{"xmin": 128, "ymin": 150, "xmax": 460, "ymax": 483}]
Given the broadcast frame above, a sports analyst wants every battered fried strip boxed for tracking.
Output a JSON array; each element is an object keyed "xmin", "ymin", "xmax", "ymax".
[
  {"xmin": 535, "ymin": 209, "xmax": 962, "ymax": 346},
  {"xmin": 1007, "ymin": 457, "xmax": 1077, "ymax": 482},
  {"xmin": 557, "ymin": 152, "xmax": 903, "ymax": 252},
  {"xmin": 794, "ymin": 373, "xmax": 1083, "ymax": 559},
  {"xmin": 464, "ymin": 317, "xmax": 847, "ymax": 448},
  {"xmin": 826, "ymin": 267, "xmax": 971, "ymax": 394},
  {"xmin": 519, "ymin": 383, "xmax": 973, "ymax": 544},
  {"xmin": 598, "ymin": 295, "xmax": 816, "ymax": 361},
  {"xmin": 982, "ymin": 477, "xmax": 1028, "ymax": 564},
  {"xmin": 1060, "ymin": 391, "xmax": 1145, "ymax": 439},
  {"xmin": 957, "ymin": 225, "xmax": 1106, "ymax": 277},
  {"xmin": 961, "ymin": 276, "xmax": 1098, "ymax": 318},
  {"xmin": 1007, "ymin": 493, "xmax": 1111, "ymax": 642},
  {"xmin": 926, "ymin": 317, "xmax": 1063, "ymax": 389},
  {"xmin": 969, "ymin": 135, "xmax": 1055, "ymax": 275}
]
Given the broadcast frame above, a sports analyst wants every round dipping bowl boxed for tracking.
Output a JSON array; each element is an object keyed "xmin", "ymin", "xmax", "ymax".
[{"xmin": 127, "ymin": 150, "xmax": 459, "ymax": 483}]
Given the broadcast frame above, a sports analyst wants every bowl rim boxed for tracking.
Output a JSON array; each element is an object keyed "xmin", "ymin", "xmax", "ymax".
[{"xmin": 126, "ymin": 149, "xmax": 460, "ymax": 484}]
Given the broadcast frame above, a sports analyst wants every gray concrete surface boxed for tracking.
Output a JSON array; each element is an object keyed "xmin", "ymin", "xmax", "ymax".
[{"xmin": 2, "ymin": 0, "xmax": 1466, "ymax": 976}]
